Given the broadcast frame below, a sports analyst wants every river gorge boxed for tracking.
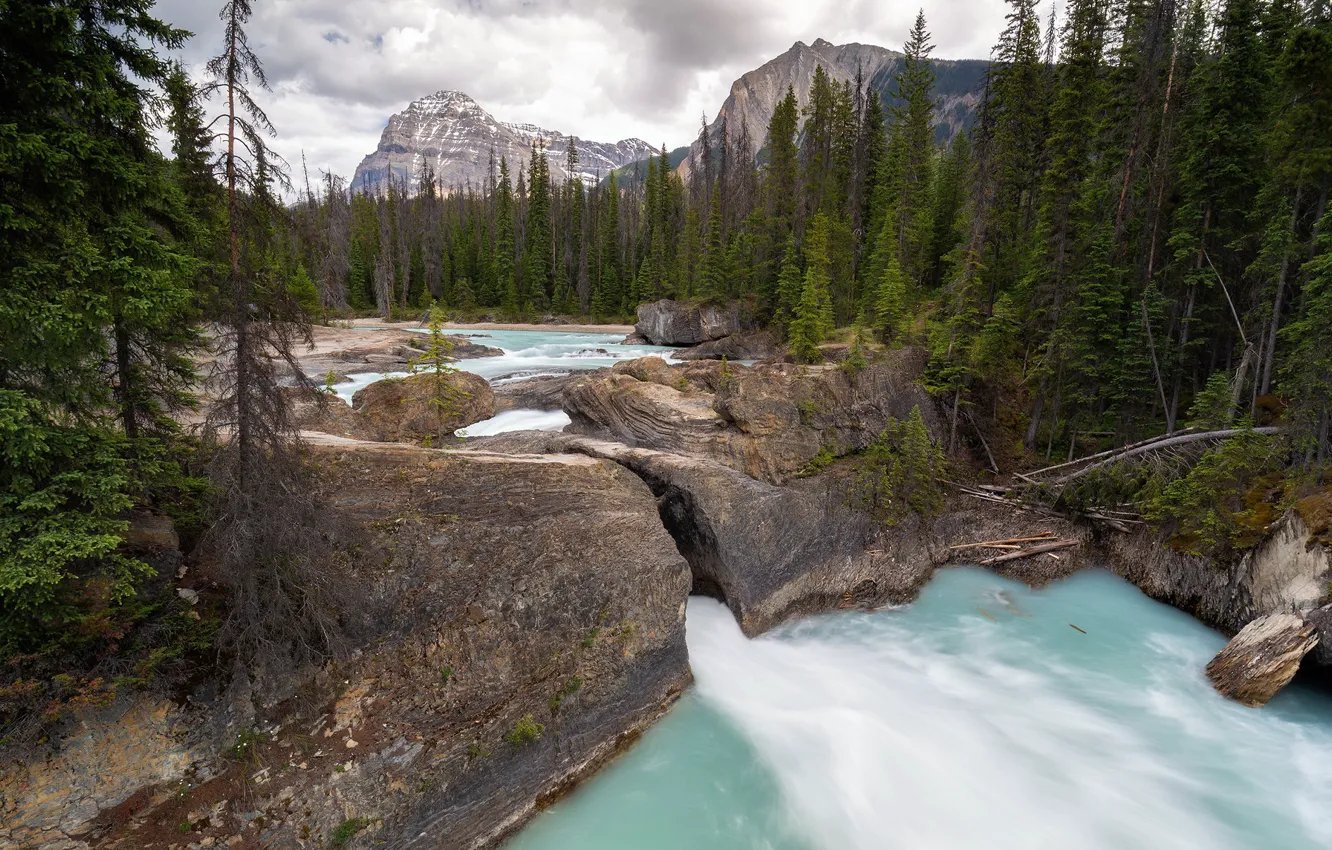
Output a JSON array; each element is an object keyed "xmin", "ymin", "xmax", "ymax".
[{"xmin": 5, "ymin": 322, "xmax": 1330, "ymax": 850}]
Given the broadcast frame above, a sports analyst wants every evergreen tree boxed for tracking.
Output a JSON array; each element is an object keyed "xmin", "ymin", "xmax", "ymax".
[
  {"xmin": 700, "ymin": 187, "xmax": 726, "ymax": 299},
  {"xmin": 790, "ymin": 213, "xmax": 836, "ymax": 361},
  {"xmin": 876, "ymin": 254, "xmax": 909, "ymax": 343}
]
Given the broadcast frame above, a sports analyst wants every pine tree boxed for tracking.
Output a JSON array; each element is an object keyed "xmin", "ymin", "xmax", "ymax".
[
  {"xmin": 765, "ymin": 86, "xmax": 801, "ymax": 244},
  {"xmin": 774, "ymin": 234, "xmax": 804, "ymax": 331},
  {"xmin": 876, "ymin": 254, "xmax": 909, "ymax": 343},
  {"xmin": 700, "ymin": 187, "xmax": 726, "ymax": 299},
  {"xmin": 790, "ymin": 213, "xmax": 836, "ymax": 361},
  {"xmin": 495, "ymin": 157, "xmax": 518, "ymax": 314},
  {"xmin": 887, "ymin": 10, "xmax": 939, "ymax": 285},
  {"xmin": 410, "ymin": 304, "xmax": 465, "ymax": 444}
]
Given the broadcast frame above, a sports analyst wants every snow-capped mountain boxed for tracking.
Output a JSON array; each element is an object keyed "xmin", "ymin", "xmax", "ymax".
[{"xmin": 352, "ymin": 91, "xmax": 657, "ymax": 194}]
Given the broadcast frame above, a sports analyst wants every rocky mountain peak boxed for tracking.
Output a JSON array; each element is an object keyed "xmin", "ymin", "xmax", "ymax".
[
  {"xmin": 677, "ymin": 39, "xmax": 988, "ymax": 183},
  {"xmin": 352, "ymin": 91, "xmax": 656, "ymax": 195}
]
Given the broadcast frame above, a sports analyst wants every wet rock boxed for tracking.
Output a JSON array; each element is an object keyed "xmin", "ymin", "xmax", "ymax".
[
  {"xmin": 674, "ymin": 330, "xmax": 783, "ymax": 362},
  {"xmin": 620, "ymin": 331, "xmax": 651, "ymax": 345},
  {"xmin": 1205, "ymin": 614, "xmax": 1319, "ymax": 707},
  {"xmin": 634, "ymin": 299, "xmax": 753, "ymax": 345}
]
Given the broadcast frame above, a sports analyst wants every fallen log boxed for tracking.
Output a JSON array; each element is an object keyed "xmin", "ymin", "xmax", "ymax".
[
  {"xmin": 978, "ymin": 539, "xmax": 1079, "ymax": 565},
  {"xmin": 948, "ymin": 533, "xmax": 1056, "ymax": 551},
  {"xmin": 1051, "ymin": 427, "xmax": 1282, "ymax": 487}
]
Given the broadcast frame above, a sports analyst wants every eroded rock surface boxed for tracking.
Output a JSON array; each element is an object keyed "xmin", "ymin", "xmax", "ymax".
[
  {"xmin": 472, "ymin": 431, "xmax": 1076, "ymax": 637},
  {"xmin": 674, "ymin": 330, "xmax": 783, "ymax": 362},
  {"xmin": 1205, "ymin": 614, "xmax": 1319, "ymax": 706},
  {"xmin": 634, "ymin": 299, "xmax": 752, "ymax": 345},
  {"xmin": 4, "ymin": 443, "xmax": 693, "ymax": 850},
  {"xmin": 563, "ymin": 353, "xmax": 939, "ymax": 483}
]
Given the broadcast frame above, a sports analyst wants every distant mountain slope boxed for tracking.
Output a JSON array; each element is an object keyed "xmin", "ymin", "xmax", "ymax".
[
  {"xmin": 678, "ymin": 39, "xmax": 988, "ymax": 181},
  {"xmin": 352, "ymin": 91, "xmax": 657, "ymax": 195}
]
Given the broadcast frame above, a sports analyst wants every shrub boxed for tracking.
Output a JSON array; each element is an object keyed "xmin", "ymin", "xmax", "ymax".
[
  {"xmin": 506, "ymin": 714, "xmax": 545, "ymax": 747},
  {"xmin": 1144, "ymin": 429, "xmax": 1286, "ymax": 558},
  {"xmin": 852, "ymin": 406, "xmax": 946, "ymax": 525}
]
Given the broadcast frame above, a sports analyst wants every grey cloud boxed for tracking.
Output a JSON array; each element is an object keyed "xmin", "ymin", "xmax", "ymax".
[{"xmin": 148, "ymin": 0, "xmax": 1007, "ymax": 183}]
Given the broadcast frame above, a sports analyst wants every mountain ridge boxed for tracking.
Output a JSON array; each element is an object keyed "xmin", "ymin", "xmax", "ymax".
[
  {"xmin": 677, "ymin": 38, "xmax": 988, "ymax": 181},
  {"xmin": 352, "ymin": 90, "xmax": 657, "ymax": 194}
]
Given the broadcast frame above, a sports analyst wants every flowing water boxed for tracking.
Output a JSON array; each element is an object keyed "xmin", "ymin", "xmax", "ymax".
[
  {"xmin": 507, "ymin": 568, "xmax": 1332, "ymax": 850},
  {"xmin": 331, "ymin": 328, "xmax": 672, "ymax": 435}
]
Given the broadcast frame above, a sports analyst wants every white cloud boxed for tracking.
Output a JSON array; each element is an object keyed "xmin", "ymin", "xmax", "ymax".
[{"xmin": 153, "ymin": 0, "xmax": 1020, "ymax": 182}]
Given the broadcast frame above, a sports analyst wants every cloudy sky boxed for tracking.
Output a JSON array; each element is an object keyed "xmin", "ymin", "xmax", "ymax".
[{"xmin": 154, "ymin": 0, "xmax": 1016, "ymax": 182}]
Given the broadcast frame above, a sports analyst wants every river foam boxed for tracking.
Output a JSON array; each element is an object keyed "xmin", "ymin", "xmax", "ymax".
[{"xmin": 507, "ymin": 568, "xmax": 1332, "ymax": 850}]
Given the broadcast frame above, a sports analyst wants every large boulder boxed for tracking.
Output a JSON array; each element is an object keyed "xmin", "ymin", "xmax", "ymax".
[
  {"xmin": 562, "ymin": 352, "xmax": 939, "ymax": 484},
  {"xmin": 634, "ymin": 299, "xmax": 752, "ymax": 345},
  {"xmin": 352, "ymin": 371, "xmax": 494, "ymax": 441},
  {"xmin": 2, "ymin": 443, "xmax": 693, "ymax": 850},
  {"xmin": 674, "ymin": 330, "xmax": 784, "ymax": 362},
  {"xmin": 1205, "ymin": 613, "xmax": 1319, "ymax": 706},
  {"xmin": 290, "ymin": 372, "xmax": 495, "ymax": 443}
]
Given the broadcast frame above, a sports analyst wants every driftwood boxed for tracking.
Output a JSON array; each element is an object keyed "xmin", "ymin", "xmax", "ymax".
[
  {"xmin": 978, "ymin": 539, "xmax": 1079, "ymax": 565},
  {"xmin": 948, "ymin": 533, "xmax": 1056, "ymax": 551}
]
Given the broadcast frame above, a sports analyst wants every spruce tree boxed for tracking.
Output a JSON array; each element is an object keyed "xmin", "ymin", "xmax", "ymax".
[{"xmin": 790, "ymin": 213, "xmax": 836, "ymax": 361}]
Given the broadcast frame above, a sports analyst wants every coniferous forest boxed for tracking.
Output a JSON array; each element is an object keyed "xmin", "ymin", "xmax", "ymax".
[
  {"xmin": 300, "ymin": 0, "xmax": 1332, "ymax": 468},
  {"xmin": 3, "ymin": 0, "xmax": 1332, "ymax": 743}
]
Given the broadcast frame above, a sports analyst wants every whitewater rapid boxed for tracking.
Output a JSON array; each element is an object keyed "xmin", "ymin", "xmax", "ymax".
[
  {"xmin": 330, "ymin": 328, "xmax": 672, "ymax": 435},
  {"xmin": 508, "ymin": 568, "xmax": 1332, "ymax": 850}
]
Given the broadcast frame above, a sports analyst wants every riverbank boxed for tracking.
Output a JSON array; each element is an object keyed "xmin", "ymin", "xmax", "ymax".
[
  {"xmin": 348, "ymin": 318, "xmax": 637, "ymax": 335},
  {"xmin": 6, "ymin": 336, "xmax": 1329, "ymax": 850}
]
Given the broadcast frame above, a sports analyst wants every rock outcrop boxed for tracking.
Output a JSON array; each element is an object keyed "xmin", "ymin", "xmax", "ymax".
[
  {"xmin": 352, "ymin": 91, "xmax": 656, "ymax": 195},
  {"xmin": 472, "ymin": 430, "xmax": 1082, "ymax": 636},
  {"xmin": 1205, "ymin": 614, "xmax": 1320, "ymax": 706},
  {"xmin": 677, "ymin": 39, "xmax": 987, "ymax": 183},
  {"xmin": 2, "ymin": 443, "xmax": 693, "ymax": 850},
  {"xmin": 634, "ymin": 300, "xmax": 753, "ymax": 345},
  {"xmin": 562, "ymin": 353, "xmax": 939, "ymax": 483},
  {"xmin": 674, "ymin": 330, "xmax": 783, "ymax": 362},
  {"xmin": 1106, "ymin": 512, "xmax": 1332, "ymax": 636},
  {"xmin": 292, "ymin": 372, "xmax": 495, "ymax": 442},
  {"xmin": 493, "ymin": 372, "xmax": 597, "ymax": 412},
  {"xmin": 353, "ymin": 371, "xmax": 495, "ymax": 441}
]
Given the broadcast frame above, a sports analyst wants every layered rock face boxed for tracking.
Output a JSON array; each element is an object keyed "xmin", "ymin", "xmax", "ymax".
[
  {"xmin": 352, "ymin": 90, "xmax": 656, "ymax": 195},
  {"xmin": 1, "ymin": 444, "xmax": 693, "ymax": 849},
  {"xmin": 677, "ymin": 39, "xmax": 987, "ymax": 182},
  {"xmin": 1206, "ymin": 614, "xmax": 1320, "ymax": 706},
  {"xmin": 634, "ymin": 299, "xmax": 754, "ymax": 345},
  {"xmin": 562, "ymin": 353, "xmax": 939, "ymax": 484}
]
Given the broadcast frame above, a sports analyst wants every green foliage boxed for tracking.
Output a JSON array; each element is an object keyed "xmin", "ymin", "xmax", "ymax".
[
  {"xmin": 289, "ymin": 265, "xmax": 321, "ymax": 316},
  {"xmin": 875, "ymin": 255, "xmax": 908, "ymax": 343},
  {"xmin": 410, "ymin": 304, "xmax": 466, "ymax": 441},
  {"xmin": 548, "ymin": 675, "xmax": 582, "ymax": 714},
  {"xmin": 790, "ymin": 213, "xmax": 836, "ymax": 362},
  {"xmin": 0, "ymin": 393, "xmax": 144, "ymax": 655},
  {"xmin": 798, "ymin": 446, "xmax": 838, "ymax": 477},
  {"xmin": 329, "ymin": 817, "xmax": 370, "ymax": 849},
  {"xmin": 852, "ymin": 406, "xmax": 946, "ymax": 525},
  {"xmin": 1144, "ymin": 429, "xmax": 1286, "ymax": 558},
  {"xmin": 1187, "ymin": 373, "xmax": 1235, "ymax": 430},
  {"xmin": 506, "ymin": 714, "xmax": 545, "ymax": 747}
]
